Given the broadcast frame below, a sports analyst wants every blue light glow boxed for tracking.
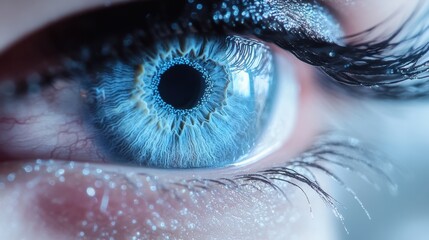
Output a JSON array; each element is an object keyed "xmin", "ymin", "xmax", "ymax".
[{"xmin": 86, "ymin": 35, "xmax": 276, "ymax": 168}]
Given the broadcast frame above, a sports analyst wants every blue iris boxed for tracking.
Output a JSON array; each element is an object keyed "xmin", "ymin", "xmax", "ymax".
[{"xmin": 85, "ymin": 35, "xmax": 276, "ymax": 168}]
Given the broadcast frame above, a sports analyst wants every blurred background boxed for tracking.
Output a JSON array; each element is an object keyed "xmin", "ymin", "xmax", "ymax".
[{"xmin": 336, "ymin": 101, "xmax": 429, "ymax": 240}]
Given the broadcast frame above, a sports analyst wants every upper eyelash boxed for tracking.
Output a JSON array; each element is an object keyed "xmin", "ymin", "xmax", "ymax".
[
  {"xmin": 8, "ymin": 132, "xmax": 391, "ymax": 213},
  {"xmin": 279, "ymin": 1, "xmax": 429, "ymax": 99}
]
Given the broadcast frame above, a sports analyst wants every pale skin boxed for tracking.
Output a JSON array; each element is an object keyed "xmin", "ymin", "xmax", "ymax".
[{"xmin": 0, "ymin": 0, "xmax": 425, "ymax": 239}]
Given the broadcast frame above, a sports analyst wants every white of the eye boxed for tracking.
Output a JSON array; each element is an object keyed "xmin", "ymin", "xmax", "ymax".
[{"xmin": 232, "ymin": 54, "xmax": 299, "ymax": 168}]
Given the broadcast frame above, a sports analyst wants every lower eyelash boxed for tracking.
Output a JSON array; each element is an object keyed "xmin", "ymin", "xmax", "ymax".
[{"xmin": 178, "ymin": 132, "xmax": 397, "ymax": 231}]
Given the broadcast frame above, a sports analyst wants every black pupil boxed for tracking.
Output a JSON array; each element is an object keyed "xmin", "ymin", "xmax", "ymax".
[{"xmin": 158, "ymin": 64, "xmax": 206, "ymax": 109}]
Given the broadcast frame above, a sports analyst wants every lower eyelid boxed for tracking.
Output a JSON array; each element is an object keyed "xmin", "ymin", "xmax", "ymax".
[
  {"xmin": 0, "ymin": 130, "xmax": 375, "ymax": 239},
  {"xmin": 0, "ymin": 159, "xmax": 315, "ymax": 239}
]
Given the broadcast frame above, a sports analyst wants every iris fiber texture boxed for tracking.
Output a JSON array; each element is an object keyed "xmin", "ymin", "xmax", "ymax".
[{"xmin": 86, "ymin": 35, "xmax": 275, "ymax": 168}]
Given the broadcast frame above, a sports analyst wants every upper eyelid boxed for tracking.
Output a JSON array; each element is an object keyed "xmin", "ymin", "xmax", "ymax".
[
  {"xmin": 0, "ymin": 0, "xmax": 343, "ymax": 52},
  {"xmin": 4, "ymin": 0, "xmax": 425, "ymax": 99},
  {"xmin": 0, "ymin": 0, "xmax": 138, "ymax": 52},
  {"xmin": 0, "ymin": 0, "xmax": 340, "ymax": 80},
  {"xmin": 0, "ymin": 1, "xmax": 161, "ymax": 81}
]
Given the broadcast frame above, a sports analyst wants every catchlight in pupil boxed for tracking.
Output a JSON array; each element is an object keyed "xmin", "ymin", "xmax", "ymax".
[{"xmin": 158, "ymin": 64, "xmax": 207, "ymax": 110}]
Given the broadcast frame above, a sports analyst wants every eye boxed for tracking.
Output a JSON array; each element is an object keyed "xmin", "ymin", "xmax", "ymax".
[
  {"xmin": 0, "ymin": 0, "xmax": 403, "ymax": 239},
  {"xmin": 0, "ymin": 2, "xmax": 311, "ymax": 169},
  {"xmin": 0, "ymin": 31, "xmax": 302, "ymax": 167},
  {"xmin": 80, "ymin": 34, "xmax": 282, "ymax": 168}
]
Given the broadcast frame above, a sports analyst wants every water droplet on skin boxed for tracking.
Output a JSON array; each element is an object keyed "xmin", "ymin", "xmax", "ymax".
[
  {"xmin": 86, "ymin": 187, "xmax": 96, "ymax": 197},
  {"xmin": 7, "ymin": 173, "xmax": 15, "ymax": 182},
  {"xmin": 386, "ymin": 69, "xmax": 395, "ymax": 75},
  {"xmin": 23, "ymin": 165, "xmax": 33, "ymax": 173}
]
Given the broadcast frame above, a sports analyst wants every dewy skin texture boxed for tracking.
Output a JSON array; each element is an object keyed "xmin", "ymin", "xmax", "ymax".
[
  {"xmin": 0, "ymin": 132, "xmax": 392, "ymax": 239},
  {"xmin": 209, "ymin": 0, "xmax": 342, "ymax": 42},
  {"xmin": 0, "ymin": 159, "xmax": 320, "ymax": 240}
]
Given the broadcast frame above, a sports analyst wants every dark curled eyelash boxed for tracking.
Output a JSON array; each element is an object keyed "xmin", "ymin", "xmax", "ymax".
[{"xmin": 276, "ymin": 2, "xmax": 429, "ymax": 99}]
